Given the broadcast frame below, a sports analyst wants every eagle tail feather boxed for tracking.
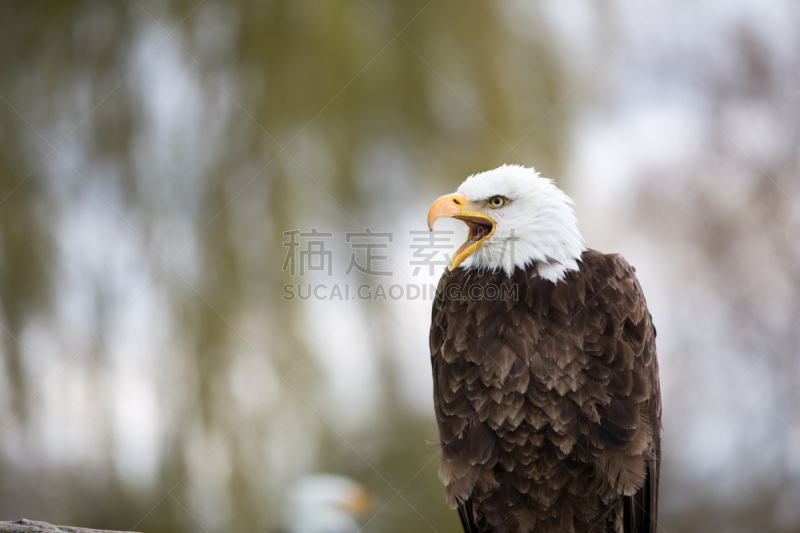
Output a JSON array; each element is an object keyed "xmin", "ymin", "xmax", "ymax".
[{"xmin": 456, "ymin": 498, "xmax": 490, "ymax": 533}]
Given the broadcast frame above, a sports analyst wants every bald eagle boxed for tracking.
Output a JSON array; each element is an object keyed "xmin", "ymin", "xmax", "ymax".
[
  {"xmin": 427, "ymin": 165, "xmax": 661, "ymax": 533},
  {"xmin": 282, "ymin": 474, "xmax": 374, "ymax": 533}
]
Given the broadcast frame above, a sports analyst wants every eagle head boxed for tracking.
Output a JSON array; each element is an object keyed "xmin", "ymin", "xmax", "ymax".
[{"xmin": 427, "ymin": 165, "xmax": 585, "ymax": 282}]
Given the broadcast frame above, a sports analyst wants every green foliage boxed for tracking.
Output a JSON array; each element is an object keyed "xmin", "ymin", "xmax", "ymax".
[{"xmin": 0, "ymin": 1, "xmax": 570, "ymax": 531}]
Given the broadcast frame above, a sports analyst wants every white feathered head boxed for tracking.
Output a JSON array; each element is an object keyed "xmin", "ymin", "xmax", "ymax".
[{"xmin": 427, "ymin": 165, "xmax": 585, "ymax": 282}]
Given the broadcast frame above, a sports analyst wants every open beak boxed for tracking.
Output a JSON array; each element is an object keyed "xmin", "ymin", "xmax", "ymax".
[{"xmin": 427, "ymin": 193, "xmax": 495, "ymax": 270}]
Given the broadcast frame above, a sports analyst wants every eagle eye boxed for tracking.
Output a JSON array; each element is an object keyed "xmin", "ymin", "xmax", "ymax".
[{"xmin": 488, "ymin": 196, "xmax": 506, "ymax": 209}]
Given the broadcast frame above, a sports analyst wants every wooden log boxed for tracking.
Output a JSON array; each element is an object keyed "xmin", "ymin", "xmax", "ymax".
[{"xmin": 0, "ymin": 520, "xmax": 139, "ymax": 533}]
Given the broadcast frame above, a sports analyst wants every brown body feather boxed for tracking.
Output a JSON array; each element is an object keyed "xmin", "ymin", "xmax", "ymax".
[{"xmin": 430, "ymin": 249, "xmax": 661, "ymax": 533}]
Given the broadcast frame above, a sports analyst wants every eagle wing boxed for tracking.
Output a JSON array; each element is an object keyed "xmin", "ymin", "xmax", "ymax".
[
  {"xmin": 598, "ymin": 253, "xmax": 661, "ymax": 533},
  {"xmin": 430, "ymin": 250, "xmax": 661, "ymax": 533}
]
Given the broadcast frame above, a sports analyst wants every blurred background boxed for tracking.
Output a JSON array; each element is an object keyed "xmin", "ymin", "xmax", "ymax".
[{"xmin": 0, "ymin": 1, "xmax": 799, "ymax": 532}]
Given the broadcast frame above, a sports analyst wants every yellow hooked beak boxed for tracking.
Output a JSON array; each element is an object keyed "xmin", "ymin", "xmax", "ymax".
[
  {"xmin": 427, "ymin": 193, "xmax": 495, "ymax": 270},
  {"xmin": 342, "ymin": 484, "xmax": 376, "ymax": 515}
]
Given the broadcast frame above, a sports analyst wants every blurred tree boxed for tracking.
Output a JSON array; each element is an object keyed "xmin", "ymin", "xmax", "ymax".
[
  {"xmin": 0, "ymin": 1, "xmax": 572, "ymax": 532},
  {"xmin": 626, "ymin": 20, "xmax": 800, "ymax": 533}
]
